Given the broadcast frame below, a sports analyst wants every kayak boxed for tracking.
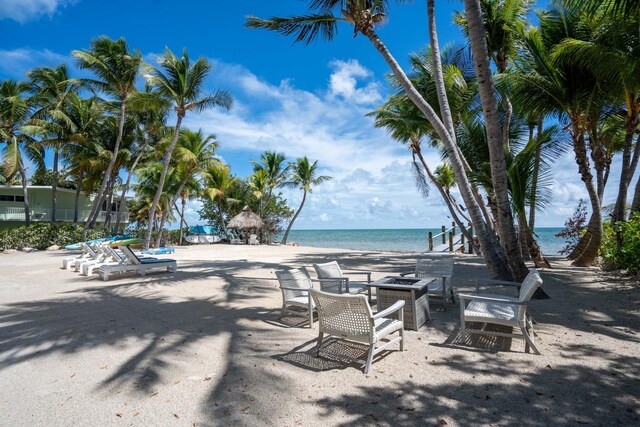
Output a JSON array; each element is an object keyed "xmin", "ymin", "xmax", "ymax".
[
  {"xmin": 103, "ymin": 238, "xmax": 142, "ymax": 247},
  {"xmin": 64, "ymin": 234, "xmax": 130, "ymax": 250},
  {"xmin": 143, "ymin": 247, "xmax": 175, "ymax": 255}
]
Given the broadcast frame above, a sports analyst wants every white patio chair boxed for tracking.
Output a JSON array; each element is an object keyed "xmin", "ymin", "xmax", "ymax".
[
  {"xmin": 309, "ymin": 289, "xmax": 405, "ymax": 374},
  {"xmin": 312, "ymin": 261, "xmax": 372, "ymax": 302},
  {"xmin": 400, "ymin": 256, "xmax": 455, "ymax": 308},
  {"xmin": 459, "ymin": 268, "xmax": 543, "ymax": 354},
  {"xmin": 275, "ymin": 268, "xmax": 316, "ymax": 328},
  {"xmin": 249, "ymin": 234, "xmax": 259, "ymax": 245}
]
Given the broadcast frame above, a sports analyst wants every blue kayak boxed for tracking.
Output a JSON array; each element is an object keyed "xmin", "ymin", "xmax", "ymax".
[
  {"xmin": 143, "ymin": 247, "xmax": 175, "ymax": 255},
  {"xmin": 64, "ymin": 234, "xmax": 131, "ymax": 250}
]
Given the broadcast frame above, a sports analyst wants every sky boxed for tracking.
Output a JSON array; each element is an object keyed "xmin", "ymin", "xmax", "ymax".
[{"xmin": 1, "ymin": 0, "xmax": 630, "ymax": 229}]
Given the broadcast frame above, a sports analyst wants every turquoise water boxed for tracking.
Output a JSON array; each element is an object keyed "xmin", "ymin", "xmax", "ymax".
[{"xmin": 279, "ymin": 228, "xmax": 566, "ymax": 255}]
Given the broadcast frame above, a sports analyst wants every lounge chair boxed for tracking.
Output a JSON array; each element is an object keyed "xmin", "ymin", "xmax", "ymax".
[
  {"xmin": 249, "ymin": 234, "xmax": 259, "ymax": 245},
  {"xmin": 309, "ymin": 289, "xmax": 405, "ymax": 374},
  {"xmin": 459, "ymin": 268, "xmax": 543, "ymax": 354},
  {"xmin": 63, "ymin": 243, "xmax": 98, "ymax": 269},
  {"xmin": 275, "ymin": 268, "xmax": 316, "ymax": 328},
  {"xmin": 74, "ymin": 243, "xmax": 111, "ymax": 272},
  {"xmin": 312, "ymin": 261, "xmax": 372, "ymax": 302},
  {"xmin": 400, "ymin": 256, "xmax": 455, "ymax": 308},
  {"xmin": 97, "ymin": 245, "xmax": 176, "ymax": 281}
]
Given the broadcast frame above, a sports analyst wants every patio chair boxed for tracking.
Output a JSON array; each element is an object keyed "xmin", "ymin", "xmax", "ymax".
[
  {"xmin": 249, "ymin": 234, "xmax": 259, "ymax": 245},
  {"xmin": 275, "ymin": 268, "xmax": 316, "ymax": 328},
  {"xmin": 312, "ymin": 261, "xmax": 372, "ymax": 302},
  {"xmin": 97, "ymin": 245, "xmax": 176, "ymax": 281},
  {"xmin": 309, "ymin": 289, "xmax": 405, "ymax": 374},
  {"xmin": 400, "ymin": 256, "xmax": 455, "ymax": 308},
  {"xmin": 459, "ymin": 268, "xmax": 543, "ymax": 354}
]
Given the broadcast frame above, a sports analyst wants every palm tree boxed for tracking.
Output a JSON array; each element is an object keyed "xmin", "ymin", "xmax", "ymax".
[
  {"xmin": 153, "ymin": 128, "xmax": 219, "ymax": 247},
  {"xmin": 281, "ymin": 157, "xmax": 330, "ymax": 245},
  {"xmin": 0, "ymin": 80, "xmax": 39, "ymax": 225},
  {"xmin": 26, "ymin": 64, "xmax": 78, "ymax": 222},
  {"xmin": 252, "ymin": 151, "xmax": 288, "ymax": 208},
  {"xmin": 247, "ymin": 0, "xmax": 517, "ymax": 280},
  {"xmin": 142, "ymin": 47, "xmax": 232, "ymax": 249},
  {"xmin": 202, "ymin": 163, "xmax": 237, "ymax": 239},
  {"xmin": 249, "ymin": 168, "xmax": 269, "ymax": 218},
  {"xmin": 73, "ymin": 36, "xmax": 142, "ymax": 232}
]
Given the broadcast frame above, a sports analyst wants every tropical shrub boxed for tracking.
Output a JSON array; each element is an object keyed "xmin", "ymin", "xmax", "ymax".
[
  {"xmin": 601, "ymin": 213, "xmax": 640, "ymax": 274},
  {"xmin": 556, "ymin": 200, "xmax": 588, "ymax": 255},
  {"xmin": 0, "ymin": 223, "xmax": 106, "ymax": 251}
]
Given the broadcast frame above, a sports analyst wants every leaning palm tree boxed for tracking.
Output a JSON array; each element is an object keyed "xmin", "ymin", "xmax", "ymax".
[
  {"xmin": 247, "ymin": 0, "xmax": 520, "ymax": 280},
  {"xmin": 73, "ymin": 36, "xmax": 142, "ymax": 232},
  {"xmin": 281, "ymin": 157, "xmax": 331, "ymax": 245},
  {"xmin": 1, "ymin": 80, "xmax": 40, "ymax": 225},
  {"xmin": 142, "ymin": 48, "xmax": 232, "ymax": 249}
]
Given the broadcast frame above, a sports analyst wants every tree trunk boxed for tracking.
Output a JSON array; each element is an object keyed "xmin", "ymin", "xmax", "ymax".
[
  {"xmin": 19, "ymin": 166, "xmax": 30, "ymax": 226},
  {"xmin": 73, "ymin": 168, "xmax": 83, "ymax": 223},
  {"xmin": 611, "ymin": 117, "xmax": 638, "ymax": 224},
  {"xmin": 519, "ymin": 216, "xmax": 551, "ymax": 268},
  {"xmin": 51, "ymin": 147, "xmax": 59, "ymax": 222},
  {"xmin": 518, "ymin": 224, "xmax": 531, "ymax": 261},
  {"xmin": 84, "ymin": 100, "xmax": 127, "ymax": 234},
  {"xmin": 361, "ymin": 14, "xmax": 511, "ymax": 280},
  {"xmin": 144, "ymin": 114, "xmax": 184, "ymax": 249},
  {"xmin": 103, "ymin": 176, "xmax": 116, "ymax": 231},
  {"xmin": 281, "ymin": 190, "xmax": 306, "ymax": 245},
  {"xmin": 115, "ymin": 151, "xmax": 144, "ymax": 232},
  {"xmin": 571, "ymin": 131, "xmax": 603, "ymax": 267},
  {"xmin": 528, "ymin": 118, "xmax": 543, "ymax": 231},
  {"xmin": 179, "ymin": 197, "xmax": 186, "ymax": 246},
  {"xmin": 154, "ymin": 171, "xmax": 192, "ymax": 248},
  {"xmin": 463, "ymin": 0, "xmax": 528, "ymax": 281},
  {"xmin": 218, "ymin": 201, "xmax": 228, "ymax": 239}
]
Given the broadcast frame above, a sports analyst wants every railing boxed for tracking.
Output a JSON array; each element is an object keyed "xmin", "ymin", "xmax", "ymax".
[
  {"xmin": 0, "ymin": 207, "xmax": 129, "ymax": 223},
  {"xmin": 428, "ymin": 222, "xmax": 475, "ymax": 253}
]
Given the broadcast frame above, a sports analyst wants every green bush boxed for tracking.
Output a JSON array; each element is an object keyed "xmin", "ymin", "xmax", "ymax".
[
  {"xmin": 601, "ymin": 213, "xmax": 640, "ymax": 274},
  {"xmin": 0, "ymin": 223, "xmax": 107, "ymax": 251}
]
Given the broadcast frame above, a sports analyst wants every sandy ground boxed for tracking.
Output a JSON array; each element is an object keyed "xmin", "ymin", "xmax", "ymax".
[{"xmin": 0, "ymin": 244, "xmax": 638, "ymax": 426}]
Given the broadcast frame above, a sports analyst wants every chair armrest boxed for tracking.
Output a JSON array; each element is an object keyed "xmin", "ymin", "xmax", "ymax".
[
  {"xmin": 475, "ymin": 279, "xmax": 521, "ymax": 292},
  {"xmin": 458, "ymin": 293, "xmax": 527, "ymax": 305},
  {"xmin": 398, "ymin": 271, "xmax": 415, "ymax": 277},
  {"xmin": 343, "ymin": 271, "xmax": 372, "ymax": 283},
  {"xmin": 373, "ymin": 300, "xmax": 406, "ymax": 320},
  {"xmin": 313, "ymin": 278, "xmax": 349, "ymax": 284},
  {"xmin": 280, "ymin": 286, "xmax": 311, "ymax": 291}
]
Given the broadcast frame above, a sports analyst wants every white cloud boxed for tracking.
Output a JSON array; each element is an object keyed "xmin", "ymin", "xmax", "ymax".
[
  {"xmin": 0, "ymin": 48, "xmax": 71, "ymax": 77},
  {"xmin": 0, "ymin": 0, "xmax": 77, "ymax": 23},
  {"xmin": 328, "ymin": 59, "xmax": 382, "ymax": 105}
]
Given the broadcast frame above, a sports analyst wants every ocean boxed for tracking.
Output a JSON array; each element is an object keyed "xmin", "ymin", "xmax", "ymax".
[{"xmin": 278, "ymin": 228, "xmax": 566, "ymax": 255}]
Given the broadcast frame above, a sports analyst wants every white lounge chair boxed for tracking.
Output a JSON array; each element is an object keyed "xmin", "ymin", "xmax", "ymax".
[
  {"xmin": 459, "ymin": 268, "xmax": 543, "ymax": 354},
  {"xmin": 63, "ymin": 243, "xmax": 97, "ymax": 269},
  {"xmin": 312, "ymin": 261, "xmax": 372, "ymax": 302},
  {"xmin": 97, "ymin": 245, "xmax": 176, "ymax": 281},
  {"xmin": 309, "ymin": 289, "xmax": 405, "ymax": 374},
  {"xmin": 400, "ymin": 256, "xmax": 455, "ymax": 308},
  {"xmin": 249, "ymin": 234, "xmax": 259, "ymax": 245},
  {"xmin": 75, "ymin": 243, "xmax": 111, "ymax": 272},
  {"xmin": 275, "ymin": 268, "xmax": 316, "ymax": 328}
]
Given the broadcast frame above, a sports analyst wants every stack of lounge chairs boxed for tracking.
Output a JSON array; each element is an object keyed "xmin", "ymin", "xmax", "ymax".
[{"xmin": 62, "ymin": 239, "xmax": 177, "ymax": 281}]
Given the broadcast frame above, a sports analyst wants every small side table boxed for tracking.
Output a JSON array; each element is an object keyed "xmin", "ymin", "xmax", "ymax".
[{"xmin": 367, "ymin": 276, "xmax": 434, "ymax": 330}]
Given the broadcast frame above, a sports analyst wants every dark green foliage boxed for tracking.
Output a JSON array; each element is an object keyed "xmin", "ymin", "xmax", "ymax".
[
  {"xmin": 0, "ymin": 223, "xmax": 106, "ymax": 251},
  {"xmin": 555, "ymin": 199, "xmax": 587, "ymax": 255},
  {"xmin": 601, "ymin": 213, "xmax": 640, "ymax": 273}
]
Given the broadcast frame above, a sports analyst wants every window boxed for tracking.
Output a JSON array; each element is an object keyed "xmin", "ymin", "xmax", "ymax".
[
  {"xmin": 15, "ymin": 196, "xmax": 24, "ymax": 202},
  {"xmin": 0, "ymin": 195, "xmax": 14, "ymax": 202}
]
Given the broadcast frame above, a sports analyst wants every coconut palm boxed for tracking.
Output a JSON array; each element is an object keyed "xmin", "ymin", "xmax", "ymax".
[
  {"xmin": 26, "ymin": 65, "xmax": 78, "ymax": 222},
  {"xmin": 1, "ymin": 80, "xmax": 40, "ymax": 225},
  {"xmin": 252, "ymin": 151, "xmax": 288, "ymax": 208},
  {"xmin": 202, "ymin": 163, "xmax": 238, "ymax": 239},
  {"xmin": 73, "ymin": 36, "xmax": 142, "ymax": 232},
  {"xmin": 247, "ymin": 1, "xmax": 518, "ymax": 280},
  {"xmin": 281, "ymin": 157, "xmax": 330, "ymax": 245},
  {"xmin": 142, "ymin": 47, "xmax": 232, "ymax": 249}
]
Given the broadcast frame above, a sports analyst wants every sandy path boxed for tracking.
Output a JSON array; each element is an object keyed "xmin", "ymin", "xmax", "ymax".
[{"xmin": 0, "ymin": 245, "xmax": 638, "ymax": 426}]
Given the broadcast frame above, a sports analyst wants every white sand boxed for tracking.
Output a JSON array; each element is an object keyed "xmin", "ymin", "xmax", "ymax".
[{"xmin": 0, "ymin": 244, "xmax": 638, "ymax": 426}]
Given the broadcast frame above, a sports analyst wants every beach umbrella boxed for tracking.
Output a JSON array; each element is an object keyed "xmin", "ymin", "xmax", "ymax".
[{"xmin": 227, "ymin": 205, "xmax": 264, "ymax": 230}]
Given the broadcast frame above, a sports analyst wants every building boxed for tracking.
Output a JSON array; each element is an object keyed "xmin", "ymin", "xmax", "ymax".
[{"xmin": 0, "ymin": 185, "xmax": 130, "ymax": 229}]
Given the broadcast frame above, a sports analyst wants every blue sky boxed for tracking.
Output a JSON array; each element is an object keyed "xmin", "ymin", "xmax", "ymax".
[{"xmin": 1, "ymin": 0, "xmax": 625, "ymax": 229}]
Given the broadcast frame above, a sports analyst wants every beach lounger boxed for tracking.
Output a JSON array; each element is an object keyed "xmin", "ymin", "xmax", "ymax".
[
  {"xmin": 309, "ymin": 289, "xmax": 405, "ymax": 374},
  {"xmin": 97, "ymin": 245, "xmax": 176, "ymax": 281},
  {"xmin": 63, "ymin": 243, "xmax": 97, "ymax": 269},
  {"xmin": 74, "ymin": 243, "xmax": 110, "ymax": 272}
]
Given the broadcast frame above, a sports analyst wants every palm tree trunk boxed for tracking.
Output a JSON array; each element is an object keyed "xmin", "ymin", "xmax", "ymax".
[
  {"xmin": 51, "ymin": 147, "xmax": 59, "ymax": 222},
  {"xmin": 144, "ymin": 114, "xmax": 184, "ymax": 249},
  {"xmin": 518, "ymin": 223, "xmax": 531, "ymax": 261},
  {"xmin": 115, "ymin": 151, "xmax": 144, "ymax": 232},
  {"xmin": 631, "ymin": 176, "xmax": 640, "ymax": 216},
  {"xmin": 519, "ymin": 216, "xmax": 551, "ymax": 268},
  {"xmin": 571, "ymin": 131, "xmax": 603, "ymax": 266},
  {"xmin": 529, "ymin": 118, "xmax": 544, "ymax": 231},
  {"xmin": 217, "ymin": 201, "xmax": 228, "ymax": 239},
  {"xmin": 103, "ymin": 176, "xmax": 116, "ymax": 231},
  {"xmin": 19, "ymin": 166, "xmax": 30, "ymax": 226},
  {"xmin": 154, "ymin": 207, "xmax": 169, "ymax": 248},
  {"xmin": 360, "ymin": 19, "xmax": 511, "ymax": 280},
  {"xmin": 611, "ymin": 117, "xmax": 638, "ymax": 224},
  {"xmin": 281, "ymin": 190, "xmax": 306, "ymax": 245},
  {"xmin": 84, "ymin": 100, "xmax": 127, "ymax": 234},
  {"xmin": 179, "ymin": 197, "xmax": 186, "ymax": 245},
  {"xmin": 73, "ymin": 168, "xmax": 83, "ymax": 223},
  {"xmin": 463, "ymin": 0, "xmax": 528, "ymax": 281}
]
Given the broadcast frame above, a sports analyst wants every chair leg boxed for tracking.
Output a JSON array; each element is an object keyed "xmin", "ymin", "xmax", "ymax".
[
  {"xmin": 521, "ymin": 324, "xmax": 541, "ymax": 355},
  {"xmin": 316, "ymin": 332, "xmax": 324, "ymax": 356},
  {"xmin": 363, "ymin": 345, "xmax": 375, "ymax": 374},
  {"xmin": 399, "ymin": 329, "xmax": 404, "ymax": 351}
]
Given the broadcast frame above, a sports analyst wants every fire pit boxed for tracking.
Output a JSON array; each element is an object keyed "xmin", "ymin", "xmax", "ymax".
[{"xmin": 367, "ymin": 276, "xmax": 435, "ymax": 330}]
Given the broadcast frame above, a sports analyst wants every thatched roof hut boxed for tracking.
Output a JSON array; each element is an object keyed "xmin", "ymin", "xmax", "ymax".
[{"xmin": 227, "ymin": 206, "xmax": 264, "ymax": 229}]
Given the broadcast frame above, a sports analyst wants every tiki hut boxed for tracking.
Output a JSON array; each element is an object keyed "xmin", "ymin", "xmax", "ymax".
[{"xmin": 228, "ymin": 206, "xmax": 264, "ymax": 243}]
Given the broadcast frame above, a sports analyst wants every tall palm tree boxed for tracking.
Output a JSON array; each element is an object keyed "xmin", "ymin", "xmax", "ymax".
[
  {"xmin": 0, "ymin": 80, "xmax": 40, "ymax": 225},
  {"xmin": 281, "ymin": 157, "xmax": 331, "ymax": 244},
  {"xmin": 153, "ymin": 128, "xmax": 219, "ymax": 247},
  {"xmin": 142, "ymin": 48, "xmax": 232, "ymax": 249},
  {"xmin": 252, "ymin": 151, "xmax": 288, "ymax": 208},
  {"xmin": 247, "ymin": 0, "xmax": 517, "ymax": 280},
  {"xmin": 26, "ymin": 64, "xmax": 78, "ymax": 222},
  {"xmin": 202, "ymin": 163, "xmax": 237, "ymax": 239},
  {"xmin": 249, "ymin": 168, "xmax": 269, "ymax": 217},
  {"xmin": 73, "ymin": 36, "xmax": 142, "ymax": 232}
]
